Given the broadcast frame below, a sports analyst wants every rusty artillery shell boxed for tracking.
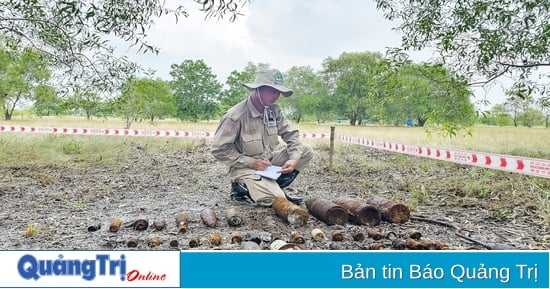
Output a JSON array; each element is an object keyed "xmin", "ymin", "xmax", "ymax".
[
  {"xmin": 352, "ymin": 232, "xmax": 365, "ymax": 242},
  {"xmin": 175, "ymin": 212, "xmax": 189, "ymax": 233},
  {"xmin": 365, "ymin": 196, "xmax": 410, "ymax": 224},
  {"xmin": 169, "ymin": 240, "xmax": 179, "ymax": 248},
  {"xmin": 290, "ymin": 231, "xmax": 305, "ymax": 244},
  {"xmin": 210, "ymin": 233, "xmax": 222, "ymax": 246},
  {"xmin": 272, "ymin": 197, "xmax": 309, "ymax": 227},
  {"xmin": 434, "ymin": 241, "xmax": 450, "ymax": 250},
  {"xmin": 148, "ymin": 236, "xmax": 162, "ymax": 248},
  {"xmin": 405, "ymin": 238, "xmax": 425, "ymax": 250},
  {"xmin": 408, "ymin": 229, "xmax": 422, "ymax": 240},
  {"xmin": 311, "ymin": 228, "xmax": 327, "ymax": 242},
  {"xmin": 230, "ymin": 232, "xmax": 242, "ymax": 244},
  {"xmin": 129, "ymin": 219, "xmax": 149, "ymax": 231},
  {"xmin": 335, "ymin": 197, "xmax": 381, "ymax": 226},
  {"xmin": 127, "ymin": 238, "xmax": 138, "ymax": 248},
  {"xmin": 188, "ymin": 236, "xmax": 201, "ymax": 248},
  {"xmin": 305, "ymin": 198, "xmax": 349, "ymax": 225},
  {"xmin": 420, "ymin": 240, "xmax": 437, "ymax": 250},
  {"xmin": 391, "ymin": 238, "xmax": 407, "ymax": 250},
  {"xmin": 363, "ymin": 242, "xmax": 385, "ymax": 250},
  {"xmin": 367, "ymin": 228, "xmax": 384, "ymax": 241},
  {"xmin": 152, "ymin": 218, "xmax": 167, "ymax": 231},
  {"xmin": 200, "ymin": 208, "xmax": 218, "ymax": 228},
  {"xmin": 271, "ymin": 239, "xmax": 302, "ymax": 250},
  {"xmin": 109, "ymin": 218, "xmax": 122, "ymax": 233},
  {"xmin": 241, "ymin": 241, "xmax": 262, "ymax": 250},
  {"xmin": 226, "ymin": 206, "xmax": 244, "ymax": 227},
  {"xmin": 331, "ymin": 230, "xmax": 344, "ymax": 242}
]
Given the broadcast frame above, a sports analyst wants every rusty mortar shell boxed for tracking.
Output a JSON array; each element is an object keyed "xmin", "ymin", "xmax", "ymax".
[
  {"xmin": 200, "ymin": 208, "xmax": 218, "ymax": 228},
  {"xmin": 272, "ymin": 197, "xmax": 309, "ymax": 227},
  {"xmin": 188, "ymin": 236, "xmax": 201, "ymax": 248},
  {"xmin": 367, "ymin": 228, "xmax": 384, "ymax": 241},
  {"xmin": 290, "ymin": 231, "xmax": 305, "ymax": 244},
  {"xmin": 364, "ymin": 242, "xmax": 385, "ymax": 250},
  {"xmin": 420, "ymin": 239, "xmax": 437, "ymax": 250},
  {"xmin": 130, "ymin": 219, "xmax": 149, "ymax": 231},
  {"xmin": 405, "ymin": 238, "xmax": 425, "ymax": 250},
  {"xmin": 169, "ymin": 239, "xmax": 179, "ymax": 248},
  {"xmin": 109, "ymin": 218, "xmax": 122, "ymax": 233},
  {"xmin": 331, "ymin": 230, "xmax": 344, "ymax": 242},
  {"xmin": 127, "ymin": 238, "xmax": 138, "ymax": 248},
  {"xmin": 311, "ymin": 228, "xmax": 327, "ymax": 242},
  {"xmin": 391, "ymin": 238, "xmax": 407, "ymax": 250},
  {"xmin": 226, "ymin": 206, "xmax": 244, "ymax": 227},
  {"xmin": 152, "ymin": 218, "xmax": 167, "ymax": 231},
  {"xmin": 87, "ymin": 223, "xmax": 101, "ymax": 232},
  {"xmin": 175, "ymin": 212, "xmax": 189, "ymax": 233},
  {"xmin": 210, "ymin": 233, "xmax": 222, "ymax": 247},
  {"xmin": 408, "ymin": 229, "xmax": 422, "ymax": 240},
  {"xmin": 434, "ymin": 241, "xmax": 450, "ymax": 250},
  {"xmin": 352, "ymin": 231, "xmax": 365, "ymax": 242},
  {"xmin": 147, "ymin": 236, "xmax": 162, "ymax": 248},
  {"xmin": 230, "ymin": 232, "xmax": 243, "ymax": 244}
]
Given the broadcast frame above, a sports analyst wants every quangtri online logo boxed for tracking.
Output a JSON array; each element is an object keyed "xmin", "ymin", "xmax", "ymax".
[
  {"xmin": 5, "ymin": 251, "xmax": 180, "ymax": 288},
  {"xmin": 18, "ymin": 253, "xmax": 127, "ymax": 281}
]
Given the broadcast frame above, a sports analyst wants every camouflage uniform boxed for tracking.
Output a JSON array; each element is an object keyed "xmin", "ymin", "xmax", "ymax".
[{"xmin": 211, "ymin": 96, "xmax": 313, "ymax": 206}]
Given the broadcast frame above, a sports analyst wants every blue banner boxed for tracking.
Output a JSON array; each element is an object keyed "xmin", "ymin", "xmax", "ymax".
[{"xmin": 180, "ymin": 251, "xmax": 549, "ymax": 289}]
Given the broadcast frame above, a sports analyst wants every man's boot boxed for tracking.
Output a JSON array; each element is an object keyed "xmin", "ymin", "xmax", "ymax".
[
  {"xmin": 230, "ymin": 181, "xmax": 254, "ymax": 203},
  {"xmin": 276, "ymin": 170, "xmax": 303, "ymax": 205}
]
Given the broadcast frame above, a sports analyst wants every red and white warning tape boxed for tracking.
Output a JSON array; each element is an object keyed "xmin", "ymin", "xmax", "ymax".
[
  {"xmin": 0, "ymin": 125, "xmax": 213, "ymax": 138},
  {"xmin": 337, "ymin": 134, "xmax": 550, "ymax": 179},
  {"xmin": 1, "ymin": 125, "xmax": 548, "ymax": 178}
]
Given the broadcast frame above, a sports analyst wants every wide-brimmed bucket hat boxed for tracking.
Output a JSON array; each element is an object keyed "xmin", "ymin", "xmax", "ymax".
[{"xmin": 243, "ymin": 69, "xmax": 293, "ymax": 97}]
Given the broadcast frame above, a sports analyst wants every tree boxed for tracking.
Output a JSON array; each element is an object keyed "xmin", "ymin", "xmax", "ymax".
[
  {"xmin": 537, "ymin": 97, "xmax": 550, "ymax": 128},
  {"xmin": 116, "ymin": 77, "xmax": 175, "ymax": 128},
  {"xmin": 0, "ymin": 0, "xmax": 250, "ymax": 89},
  {"xmin": 0, "ymin": 44, "xmax": 50, "ymax": 120},
  {"xmin": 33, "ymin": 84, "xmax": 61, "ymax": 116},
  {"xmin": 504, "ymin": 84, "xmax": 534, "ymax": 127},
  {"xmin": 282, "ymin": 66, "xmax": 331, "ymax": 123},
  {"xmin": 170, "ymin": 59, "xmax": 222, "ymax": 121},
  {"xmin": 375, "ymin": 0, "xmax": 550, "ymax": 95},
  {"xmin": 321, "ymin": 52, "xmax": 389, "ymax": 125}
]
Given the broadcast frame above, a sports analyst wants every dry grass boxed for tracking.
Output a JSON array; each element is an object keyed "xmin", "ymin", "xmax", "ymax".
[{"xmin": 1, "ymin": 116, "xmax": 549, "ymax": 166}]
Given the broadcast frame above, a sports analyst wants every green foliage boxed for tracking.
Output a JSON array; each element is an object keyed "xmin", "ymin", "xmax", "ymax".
[
  {"xmin": 0, "ymin": 0, "xmax": 249, "ymax": 90},
  {"xmin": 116, "ymin": 77, "xmax": 175, "ymax": 128},
  {"xmin": 375, "ymin": 0, "xmax": 550, "ymax": 97},
  {"xmin": 282, "ymin": 65, "xmax": 331, "ymax": 123},
  {"xmin": 170, "ymin": 59, "xmax": 222, "ymax": 121},
  {"xmin": 0, "ymin": 41, "xmax": 51, "ymax": 120},
  {"xmin": 321, "ymin": 51, "xmax": 389, "ymax": 125}
]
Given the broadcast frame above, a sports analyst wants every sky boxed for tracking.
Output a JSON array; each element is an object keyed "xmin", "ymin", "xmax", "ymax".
[{"xmin": 114, "ymin": 0, "xmax": 505, "ymax": 108}]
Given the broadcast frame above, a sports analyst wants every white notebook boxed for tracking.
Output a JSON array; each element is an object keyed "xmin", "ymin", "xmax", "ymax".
[{"xmin": 255, "ymin": 165, "xmax": 282, "ymax": 180}]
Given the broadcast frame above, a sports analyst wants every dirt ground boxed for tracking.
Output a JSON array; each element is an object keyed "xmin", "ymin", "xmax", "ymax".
[{"xmin": 1, "ymin": 139, "xmax": 549, "ymax": 251}]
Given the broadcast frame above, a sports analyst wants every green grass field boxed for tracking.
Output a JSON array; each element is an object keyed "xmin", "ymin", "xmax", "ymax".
[{"xmin": 2, "ymin": 116, "xmax": 549, "ymax": 162}]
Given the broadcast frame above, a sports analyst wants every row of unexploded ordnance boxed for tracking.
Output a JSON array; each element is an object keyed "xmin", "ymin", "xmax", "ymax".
[
  {"xmin": 271, "ymin": 196, "xmax": 411, "ymax": 227},
  {"xmin": 103, "ymin": 206, "xmax": 244, "ymax": 234}
]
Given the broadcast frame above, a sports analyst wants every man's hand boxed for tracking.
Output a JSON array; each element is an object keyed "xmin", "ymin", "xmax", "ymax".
[
  {"xmin": 253, "ymin": 159, "xmax": 271, "ymax": 171},
  {"xmin": 280, "ymin": 159, "xmax": 297, "ymax": 174}
]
